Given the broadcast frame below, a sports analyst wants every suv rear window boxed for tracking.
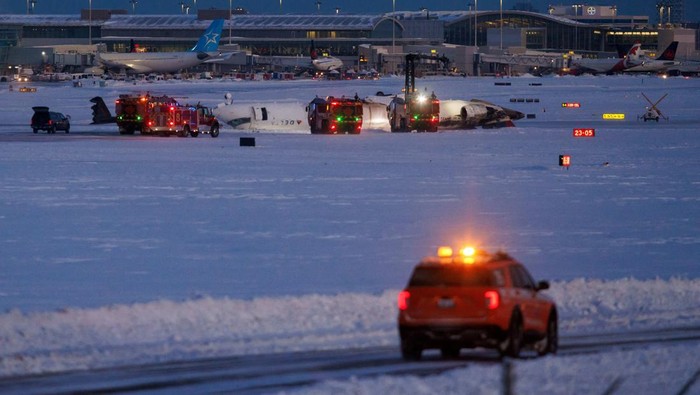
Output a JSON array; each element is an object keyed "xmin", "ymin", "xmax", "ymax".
[{"xmin": 408, "ymin": 266, "xmax": 503, "ymax": 287}]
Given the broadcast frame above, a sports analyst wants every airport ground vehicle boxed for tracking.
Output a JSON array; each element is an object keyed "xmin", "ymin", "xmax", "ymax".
[
  {"xmin": 398, "ymin": 246, "xmax": 557, "ymax": 360},
  {"xmin": 114, "ymin": 93, "xmax": 219, "ymax": 137},
  {"xmin": 388, "ymin": 54, "xmax": 440, "ymax": 132},
  {"xmin": 31, "ymin": 106, "xmax": 70, "ymax": 133},
  {"xmin": 114, "ymin": 93, "xmax": 170, "ymax": 135},
  {"xmin": 307, "ymin": 96, "xmax": 363, "ymax": 134},
  {"xmin": 144, "ymin": 103, "xmax": 220, "ymax": 137}
]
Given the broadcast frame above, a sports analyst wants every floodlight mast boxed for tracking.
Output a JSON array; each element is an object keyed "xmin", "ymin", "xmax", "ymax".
[
  {"xmin": 392, "ymin": 0, "xmax": 395, "ymax": 53},
  {"xmin": 474, "ymin": 0, "xmax": 478, "ymax": 47}
]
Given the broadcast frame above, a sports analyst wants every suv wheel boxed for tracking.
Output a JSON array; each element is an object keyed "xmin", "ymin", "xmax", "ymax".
[
  {"xmin": 400, "ymin": 338, "xmax": 422, "ymax": 361},
  {"xmin": 536, "ymin": 311, "xmax": 558, "ymax": 356},
  {"xmin": 499, "ymin": 310, "xmax": 523, "ymax": 358}
]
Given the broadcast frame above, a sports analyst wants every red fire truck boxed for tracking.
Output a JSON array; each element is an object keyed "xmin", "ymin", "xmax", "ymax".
[
  {"xmin": 115, "ymin": 94, "xmax": 219, "ymax": 137},
  {"xmin": 307, "ymin": 96, "xmax": 363, "ymax": 134},
  {"xmin": 144, "ymin": 103, "xmax": 219, "ymax": 137},
  {"xmin": 115, "ymin": 94, "xmax": 177, "ymax": 135}
]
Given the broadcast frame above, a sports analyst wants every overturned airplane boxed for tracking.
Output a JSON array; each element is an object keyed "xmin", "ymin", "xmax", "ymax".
[{"xmin": 212, "ymin": 92, "xmax": 524, "ymax": 132}]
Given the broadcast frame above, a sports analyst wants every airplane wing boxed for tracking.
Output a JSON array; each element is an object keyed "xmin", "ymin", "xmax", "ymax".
[{"xmin": 203, "ymin": 51, "xmax": 240, "ymax": 63}]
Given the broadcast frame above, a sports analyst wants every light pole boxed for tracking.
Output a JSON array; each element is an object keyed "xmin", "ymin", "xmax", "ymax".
[
  {"xmin": 88, "ymin": 0, "xmax": 92, "ymax": 45},
  {"xmin": 610, "ymin": 5, "xmax": 617, "ymax": 26},
  {"xmin": 229, "ymin": 0, "xmax": 232, "ymax": 44},
  {"xmin": 279, "ymin": 0, "xmax": 282, "ymax": 14},
  {"xmin": 130, "ymin": 0, "xmax": 137, "ymax": 14},
  {"xmin": 473, "ymin": 0, "xmax": 477, "ymax": 47},
  {"xmin": 499, "ymin": 0, "xmax": 503, "ymax": 50},
  {"xmin": 392, "ymin": 0, "xmax": 395, "ymax": 52}
]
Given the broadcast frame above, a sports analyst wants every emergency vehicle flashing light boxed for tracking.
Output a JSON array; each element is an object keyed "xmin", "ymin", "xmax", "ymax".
[
  {"xmin": 437, "ymin": 246, "xmax": 453, "ymax": 258},
  {"xmin": 437, "ymin": 245, "xmax": 478, "ymax": 257},
  {"xmin": 436, "ymin": 245, "xmax": 482, "ymax": 264},
  {"xmin": 460, "ymin": 246, "xmax": 476, "ymax": 257}
]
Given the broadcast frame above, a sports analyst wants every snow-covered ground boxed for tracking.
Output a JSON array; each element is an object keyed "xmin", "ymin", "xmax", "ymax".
[{"xmin": 0, "ymin": 75, "xmax": 698, "ymax": 393}]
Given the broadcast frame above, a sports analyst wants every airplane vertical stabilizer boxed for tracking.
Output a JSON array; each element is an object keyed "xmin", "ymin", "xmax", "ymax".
[
  {"xmin": 657, "ymin": 41, "xmax": 678, "ymax": 61},
  {"xmin": 191, "ymin": 19, "xmax": 224, "ymax": 52}
]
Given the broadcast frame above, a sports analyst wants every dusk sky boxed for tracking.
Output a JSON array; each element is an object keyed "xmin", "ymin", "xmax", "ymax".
[{"xmin": 0, "ymin": 0, "xmax": 698, "ymax": 22}]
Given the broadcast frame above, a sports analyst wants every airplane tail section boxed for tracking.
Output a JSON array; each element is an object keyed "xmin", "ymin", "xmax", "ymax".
[
  {"xmin": 657, "ymin": 41, "xmax": 678, "ymax": 61},
  {"xmin": 191, "ymin": 19, "xmax": 224, "ymax": 52},
  {"xmin": 90, "ymin": 97, "xmax": 116, "ymax": 124},
  {"xmin": 621, "ymin": 42, "xmax": 642, "ymax": 69},
  {"xmin": 310, "ymin": 40, "xmax": 318, "ymax": 60}
]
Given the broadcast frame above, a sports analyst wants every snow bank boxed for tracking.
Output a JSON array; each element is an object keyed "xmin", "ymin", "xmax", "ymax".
[
  {"xmin": 2, "ymin": 278, "xmax": 700, "ymax": 377},
  {"xmin": 287, "ymin": 342, "xmax": 700, "ymax": 395}
]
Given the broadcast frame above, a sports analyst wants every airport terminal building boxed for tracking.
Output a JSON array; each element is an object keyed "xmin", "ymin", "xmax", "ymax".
[{"xmin": 1, "ymin": 5, "xmax": 698, "ymax": 77}]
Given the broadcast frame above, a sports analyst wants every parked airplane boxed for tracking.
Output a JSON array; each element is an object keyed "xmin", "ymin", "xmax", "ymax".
[
  {"xmin": 568, "ymin": 43, "xmax": 642, "ymax": 74},
  {"xmin": 310, "ymin": 41, "xmax": 343, "ymax": 71},
  {"xmin": 252, "ymin": 41, "xmax": 343, "ymax": 72},
  {"xmin": 667, "ymin": 60, "xmax": 700, "ymax": 76},
  {"xmin": 623, "ymin": 41, "xmax": 679, "ymax": 73},
  {"xmin": 95, "ymin": 19, "xmax": 230, "ymax": 74},
  {"xmin": 211, "ymin": 92, "xmax": 523, "ymax": 132}
]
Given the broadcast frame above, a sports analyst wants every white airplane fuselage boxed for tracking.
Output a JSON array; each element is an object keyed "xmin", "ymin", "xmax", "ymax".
[
  {"xmin": 97, "ymin": 52, "xmax": 218, "ymax": 74},
  {"xmin": 311, "ymin": 56, "xmax": 344, "ymax": 71},
  {"xmin": 623, "ymin": 59, "xmax": 679, "ymax": 73},
  {"xmin": 212, "ymin": 101, "xmax": 309, "ymax": 132},
  {"xmin": 570, "ymin": 58, "xmax": 625, "ymax": 74}
]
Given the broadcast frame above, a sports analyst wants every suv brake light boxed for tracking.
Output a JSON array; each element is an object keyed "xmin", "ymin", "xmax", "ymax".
[
  {"xmin": 484, "ymin": 290, "xmax": 500, "ymax": 310},
  {"xmin": 398, "ymin": 291, "xmax": 410, "ymax": 311}
]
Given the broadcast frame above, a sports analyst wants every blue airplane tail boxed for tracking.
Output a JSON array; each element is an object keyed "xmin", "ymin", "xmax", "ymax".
[{"xmin": 191, "ymin": 19, "xmax": 224, "ymax": 52}]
